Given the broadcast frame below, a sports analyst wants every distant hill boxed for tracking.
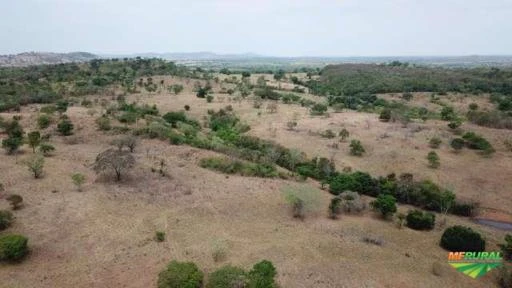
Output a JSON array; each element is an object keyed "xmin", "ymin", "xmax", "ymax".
[
  {"xmin": 100, "ymin": 52, "xmax": 262, "ymax": 61},
  {"xmin": 0, "ymin": 52, "xmax": 97, "ymax": 67}
]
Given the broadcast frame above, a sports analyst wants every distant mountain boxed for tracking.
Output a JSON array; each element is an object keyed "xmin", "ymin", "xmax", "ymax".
[
  {"xmin": 100, "ymin": 52, "xmax": 262, "ymax": 61},
  {"xmin": 0, "ymin": 52, "xmax": 98, "ymax": 67}
]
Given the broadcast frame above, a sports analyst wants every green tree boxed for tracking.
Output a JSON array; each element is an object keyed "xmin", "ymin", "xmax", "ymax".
[
  {"xmin": 157, "ymin": 260, "xmax": 203, "ymax": 288},
  {"xmin": 24, "ymin": 153, "xmax": 45, "ymax": 178},
  {"xmin": 379, "ymin": 109, "xmax": 392, "ymax": 122},
  {"xmin": 427, "ymin": 151, "xmax": 440, "ymax": 168},
  {"xmin": 93, "ymin": 149, "xmax": 135, "ymax": 181},
  {"xmin": 0, "ymin": 210, "xmax": 13, "ymax": 230},
  {"xmin": 206, "ymin": 265, "xmax": 247, "ymax": 288},
  {"xmin": 440, "ymin": 226, "xmax": 485, "ymax": 252},
  {"xmin": 371, "ymin": 194, "xmax": 397, "ymax": 218},
  {"xmin": 37, "ymin": 114, "xmax": 51, "ymax": 129},
  {"xmin": 27, "ymin": 131, "xmax": 41, "ymax": 152},
  {"xmin": 1, "ymin": 120, "xmax": 24, "ymax": 154},
  {"xmin": 248, "ymin": 260, "xmax": 278, "ymax": 288},
  {"xmin": 39, "ymin": 143, "xmax": 55, "ymax": 156},
  {"xmin": 429, "ymin": 137, "xmax": 442, "ymax": 149}
]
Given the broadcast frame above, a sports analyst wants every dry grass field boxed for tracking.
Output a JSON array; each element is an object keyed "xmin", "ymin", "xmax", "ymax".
[{"xmin": 0, "ymin": 74, "xmax": 510, "ymax": 287}]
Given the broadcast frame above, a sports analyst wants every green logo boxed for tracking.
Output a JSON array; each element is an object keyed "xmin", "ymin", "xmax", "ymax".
[{"xmin": 448, "ymin": 252, "xmax": 503, "ymax": 279}]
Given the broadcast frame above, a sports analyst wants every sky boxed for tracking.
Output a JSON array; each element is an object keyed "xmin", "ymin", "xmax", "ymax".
[{"xmin": 2, "ymin": 0, "xmax": 512, "ymax": 57}]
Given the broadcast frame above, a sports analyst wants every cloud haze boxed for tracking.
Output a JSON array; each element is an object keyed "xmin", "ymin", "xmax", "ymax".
[{"xmin": 2, "ymin": 0, "xmax": 511, "ymax": 56}]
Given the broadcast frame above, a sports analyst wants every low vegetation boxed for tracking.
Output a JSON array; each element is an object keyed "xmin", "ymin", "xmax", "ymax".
[{"xmin": 440, "ymin": 225, "xmax": 485, "ymax": 252}]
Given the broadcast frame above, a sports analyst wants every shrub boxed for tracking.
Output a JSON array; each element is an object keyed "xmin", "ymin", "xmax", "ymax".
[
  {"xmin": 371, "ymin": 194, "xmax": 397, "ymax": 218},
  {"xmin": 498, "ymin": 266, "xmax": 512, "ymax": 288},
  {"xmin": 39, "ymin": 143, "xmax": 55, "ymax": 156},
  {"xmin": 379, "ymin": 109, "xmax": 392, "ymax": 122},
  {"xmin": 339, "ymin": 128, "xmax": 349, "ymax": 141},
  {"xmin": 0, "ymin": 210, "xmax": 14, "ymax": 230},
  {"xmin": 155, "ymin": 231, "xmax": 166, "ymax": 242},
  {"xmin": 328, "ymin": 197, "xmax": 342, "ymax": 219},
  {"xmin": 320, "ymin": 129, "xmax": 336, "ymax": 139},
  {"xmin": 95, "ymin": 116, "xmax": 111, "ymax": 131},
  {"xmin": 57, "ymin": 118, "xmax": 74, "ymax": 136},
  {"xmin": 440, "ymin": 225, "xmax": 485, "ymax": 252},
  {"xmin": 157, "ymin": 260, "xmax": 203, "ymax": 288},
  {"xmin": 427, "ymin": 151, "xmax": 440, "ymax": 168},
  {"xmin": 406, "ymin": 209, "xmax": 435, "ymax": 230},
  {"xmin": 37, "ymin": 114, "xmax": 51, "ymax": 129},
  {"xmin": 429, "ymin": 137, "xmax": 442, "ymax": 149},
  {"xmin": 450, "ymin": 200, "xmax": 478, "ymax": 217},
  {"xmin": 282, "ymin": 185, "xmax": 322, "ymax": 219},
  {"xmin": 310, "ymin": 103, "xmax": 328, "ymax": 115},
  {"xmin": 441, "ymin": 106, "xmax": 456, "ymax": 121},
  {"xmin": 402, "ymin": 92, "xmax": 413, "ymax": 101},
  {"xmin": 184, "ymin": 105, "xmax": 190, "ymax": 111},
  {"xmin": 206, "ymin": 265, "xmax": 247, "ymax": 288},
  {"xmin": 200, "ymin": 157, "xmax": 277, "ymax": 178},
  {"xmin": 248, "ymin": 260, "xmax": 278, "ymax": 288},
  {"xmin": 468, "ymin": 103, "xmax": 478, "ymax": 111},
  {"xmin": 349, "ymin": 140, "xmax": 365, "ymax": 156},
  {"xmin": 462, "ymin": 132, "xmax": 494, "ymax": 154},
  {"xmin": 499, "ymin": 234, "xmax": 512, "ymax": 261},
  {"xmin": 447, "ymin": 120, "xmax": 462, "ymax": 130},
  {"xmin": 163, "ymin": 111, "xmax": 187, "ymax": 127},
  {"xmin": 2, "ymin": 137, "xmax": 22, "ymax": 154},
  {"xmin": 0, "ymin": 234, "xmax": 29, "ymax": 262},
  {"xmin": 338, "ymin": 191, "xmax": 366, "ymax": 214},
  {"xmin": 206, "ymin": 95, "xmax": 214, "ymax": 103},
  {"xmin": 71, "ymin": 173, "xmax": 86, "ymax": 191},
  {"xmin": 450, "ymin": 138, "xmax": 465, "ymax": 152},
  {"xmin": 24, "ymin": 153, "xmax": 45, "ymax": 178},
  {"xmin": 6, "ymin": 195, "xmax": 23, "ymax": 210}
]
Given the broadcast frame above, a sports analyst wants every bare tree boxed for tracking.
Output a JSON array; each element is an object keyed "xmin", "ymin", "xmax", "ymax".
[{"xmin": 93, "ymin": 149, "xmax": 135, "ymax": 181}]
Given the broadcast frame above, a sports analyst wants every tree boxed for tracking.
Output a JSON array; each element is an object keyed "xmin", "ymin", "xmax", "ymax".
[
  {"xmin": 206, "ymin": 95, "xmax": 214, "ymax": 103},
  {"xmin": 286, "ymin": 121, "xmax": 297, "ymax": 131},
  {"xmin": 6, "ymin": 195, "xmax": 23, "ymax": 210},
  {"xmin": 328, "ymin": 197, "xmax": 342, "ymax": 219},
  {"xmin": 241, "ymin": 71, "xmax": 251, "ymax": 78},
  {"xmin": 24, "ymin": 153, "xmax": 45, "ymax": 178},
  {"xmin": 0, "ymin": 234, "xmax": 28, "ymax": 262},
  {"xmin": 248, "ymin": 260, "xmax": 278, "ymax": 288},
  {"xmin": 274, "ymin": 70, "xmax": 285, "ymax": 81},
  {"xmin": 123, "ymin": 136, "xmax": 137, "ymax": 152},
  {"xmin": 1, "ymin": 120, "xmax": 24, "ymax": 154},
  {"xmin": 339, "ymin": 128, "xmax": 349, "ymax": 141},
  {"xmin": 349, "ymin": 140, "xmax": 365, "ymax": 156},
  {"xmin": 448, "ymin": 120, "xmax": 462, "ymax": 130},
  {"xmin": 71, "ymin": 173, "xmax": 86, "ymax": 191},
  {"xmin": 396, "ymin": 212, "xmax": 406, "ymax": 229},
  {"xmin": 371, "ymin": 194, "xmax": 397, "ymax": 218},
  {"xmin": 440, "ymin": 106, "xmax": 456, "ymax": 121},
  {"xmin": 93, "ymin": 149, "xmax": 135, "ymax": 181},
  {"xmin": 402, "ymin": 92, "xmax": 413, "ymax": 101},
  {"xmin": 27, "ymin": 131, "xmax": 41, "ymax": 153},
  {"xmin": 310, "ymin": 103, "xmax": 328, "ymax": 115},
  {"xmin": 95, "ymin": 116, "xmax": 111, "ymax": 131},
  {"xmin": 57, "ymin": 118, "xmax": 74, "ymax": 136},
  {"xmin": 157, "ymin": 260, "xmax": 203, "ymax": 288},
  {"xmin": 55, "ymin": 100, "xmax": 69, "ymax": 114},
  {"xmin": 450, "ymin": 138, "xmax": 465, "ymax": 152},
  {"xmin": 468, "ymin": 103, "xmax": 478, "ymax": 111},
  {"xmin": 440, "ymin": 226, "xmax": 485, "ymax": 252},
  {"xmin": 256, "ymin": 76, "xmax": 266, "ymax": 87},
  {"xmin": 427, "ymin": 151, "xmax": 440, "ymax": 168}
]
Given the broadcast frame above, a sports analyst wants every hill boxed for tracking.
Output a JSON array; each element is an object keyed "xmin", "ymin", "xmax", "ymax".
[{"xmin": 0, "ymin": 52, "xmax": 97, "ymax": 67}]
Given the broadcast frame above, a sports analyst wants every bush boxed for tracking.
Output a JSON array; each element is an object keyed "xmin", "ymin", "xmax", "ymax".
[
  {"xmin": 206, "ymin": 265, "xmax": 247, "ymax": 288},
  {"xmin": 406, "ymin": 209, "xmax": 435, "ymax": 230},
  {"xmin": 27, "ymin": 131, "xmax": 41, "ymax": 152},
  {"xmin": 440, "ymin": 225, "xmax": 485, "ymax": 252},
  {"xmin": 0, "ymin": 234, "xmax": 28, "ymax": 262},
  {"xmin": 427, "ymin": 151, "xmax": 440, "ymax": 168},
  {"xmin": 6, "ymin": 194, "xmax": 23, "ymax": 210},
  {"xmin": 248, "ymin": 260, "xmax": 278, "ymax": 288},
  {"xmin": 282, "ymin": 185, "xmax": 322, "ymax": 219},
  {"xmin": 468, "ymin": 103, "xmax": 478, "ymax": 111},
  {"xmin": 71, "ymin": 173, "xmax": 86, "ymax": 191},
  {"xmin": 462, "ymin": 132, "xmax": 494, "ymax": 154},
  {"xmin": 155, "ymin": 231, "xmax": 166, "ymax": 242},
  {"xmin": 163, "ymin": 111, "xmax": 187, "ymax": 127},
  {"xmin": 328, "ymin": 197, "xmax": 342, "ymax": 219},
  {"xmin": 429, "ymin": 137, "xmax": 442, "ymax": 149},
  {"xmin": 338, "ymin": 191, "xmax": 366, "ymax": 214},
  {"xmin": 157, "ymin": 260, "xmax": 203, "ymax": 288},
  {"xmin": 39, "ymin": 143, "xmax": 55, "ymax": 156},
  {"xmin": 498, "ymin": 266, "xmax": 512, "ymax": 288},
  {"xmin": 37, "ymin": 114, "xmax": 51, "ymax": 129},
  {"xmin": 320, "ymin": 129, "xmax": 336, "ymax": 139},
  {"xmin": 310, "ymin": 103, "xmax": 328, "ymax": 115},
  {"xmin": 339, "ymin": 128, "xmax": 349, "ymax": 141},
  {"xmin": 0, "ymin": 210, "xmax": 14, "ymax": 230},
  {"xmin": 379, "ymin": 109, "xmax": 392, "ymax": 122},
  {"xmin": 450, "ymin": 138, "xmax": 465, "ymax": 152},
  {"xmin": 184, "ymin": 105, "xmax": 190, "ymax": 111},
  {"xmin": 349, "ymin": 140, "xmax": 365, "ymax": 156},
  {"xmin": 499, "ymin": 234, "xmax": 512, "ymax": 261},
  {"xmin": 371, "ymin": 194, "xmax": 397, "ymax": 218},
  {"xmin": 206, "ymin": 95, "xmax": 214, "ymax": 103},
  {"xmin": 199, "ymin": 157, "xmax": 277, "ymax": 178},
  {"xmin": 95, "ymin": 116, "xmax": 111, "ymax": 131},
  {"xmin": 57, "ymin": 118, "xmax": 74, "ymax": 136}
]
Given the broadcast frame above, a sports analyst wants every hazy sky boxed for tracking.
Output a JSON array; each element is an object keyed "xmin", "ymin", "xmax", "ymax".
[{"xmin": 2, "ymin": 0, "xmax": 511, "ymax": 56}]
